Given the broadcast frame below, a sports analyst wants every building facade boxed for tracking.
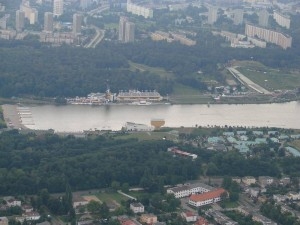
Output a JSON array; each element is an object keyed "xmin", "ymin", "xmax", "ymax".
[
  {"xmin": 127, "ymin": 2, "xmax": 153, "ymax": 19},
  {"xmin": 73, "ymin": 13, "xmax": 82, "ymax": 35},
  {"xmin": 118, "ymin": 16, "xmax": 128, "ymax": 42},
  {"xmin": 207, "ymin": 6, "xmax": 218, "ymax": 25},
  {"xmin": 0, "ymin": 217, "xmax": 8, "ymax": 225},
  {"xmin": 273, "ymin": 11, "xmax": 290, "ymax": 29},
  {"xmin": 44, "ymin": 12, "xmax": 53, "ymax": 33},
  {"xmin": 188, "ymin": 188, "xmax": 226, "ymax": 207},
  {"xmin": 20, "ymin": 2, "xmax": 38, "ymax": 25},
  {"xmin": 258, "ymin": 9, "xmax": 269, "ymax": 27},
  {"xmin": 245, "ymin": 23, "xmax": 292, "ymax": 49},
  {"xmin": 53, "ymin": 0, "xmax": 63, "ymax": 17},
  {"xmin": 16, "ymin": 10, "xmax": 25, "ymax": 31},
  {"xmin": 124, "ymin": 21, "xmax": 135, "ymax": 43},
  {"xmin": 233, "ymin": 9, "xmax": 243, "ymax": 25},
  {"xmin": 242, "ymin": 176, "xmax": 256, "ymax": 186},
  {"xmin": 130, "ymin": 203, "xmax": 144, "ymax": 213},
  {"xmin": 167, "ymin": 183, "xmax": 214, "ymax": 198}
]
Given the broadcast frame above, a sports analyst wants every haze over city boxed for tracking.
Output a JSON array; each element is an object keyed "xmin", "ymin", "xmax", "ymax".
[{"xmin": 0, "ymin": 0, "xmax": 300, "ymax": 225}]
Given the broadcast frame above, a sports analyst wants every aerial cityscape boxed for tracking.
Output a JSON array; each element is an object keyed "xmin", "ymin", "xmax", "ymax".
[{"xmin": 0, "ymin": 0, "xmax": 300, "ymax": 225}]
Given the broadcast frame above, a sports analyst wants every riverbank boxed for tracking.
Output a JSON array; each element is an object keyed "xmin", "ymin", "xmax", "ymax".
[
  {"xmin": 1, "ymin": 93, "xmax": 299, "ymax": 106},
  {"xmin": 1, "ymin": 104, "xmax": 29, "ymax": 130}
]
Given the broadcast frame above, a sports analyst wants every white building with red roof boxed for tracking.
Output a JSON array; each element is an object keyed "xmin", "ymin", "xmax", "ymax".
[{"xmin": 188, "ymin": 188, "xmax": 226, "ymax": 207}]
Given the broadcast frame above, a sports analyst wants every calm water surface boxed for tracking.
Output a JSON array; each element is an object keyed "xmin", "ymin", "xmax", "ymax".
[{"xmin": 24, "ymin": 101, "xmax": 300, "ymax": 132}]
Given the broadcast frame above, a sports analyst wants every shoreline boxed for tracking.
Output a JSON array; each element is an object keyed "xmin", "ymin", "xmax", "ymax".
[{"xmin": 1, "ymin": 104, "xmax": 30, "ymax": 131}]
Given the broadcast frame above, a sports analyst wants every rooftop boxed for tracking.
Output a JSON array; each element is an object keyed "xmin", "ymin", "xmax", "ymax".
[{"xmin": 189, "ymin": 188, "xmax": 226, "ymax": 202}]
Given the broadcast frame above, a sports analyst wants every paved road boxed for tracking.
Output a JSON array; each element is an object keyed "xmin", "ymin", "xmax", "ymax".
[
  {"xmin": 84, "ymin": 26, "xmax": 105, "ymax": 48},
  {"xmin": 227, "ymin": 67, "xmax": 271, "ymax": 95}
]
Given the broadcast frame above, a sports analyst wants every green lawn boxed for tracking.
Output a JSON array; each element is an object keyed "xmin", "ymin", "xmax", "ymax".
[
  {"xmin": 170, "ymin": 84, "xmax": 212, "ymax": 104},
  {"xmin": 96, "ymin": 192, "xmax": 129, "ymax": 204},
  {"xmin": 104, "ymin": 23, "xmax": 118, "ymax": 29},
  {"xmin": 234, "ymin": 61, "xmax": 300, "ymax": 90},
  {"xmin": 290, "ymin": 140, "xmax": 300, "ymax": 150},
  {"xmin": 128, "ymin": 61, "xmax": 174, "ymax": 79},
  {"xmin": 114, "ymin": 131, "xmax": 178, "ymax": 141},
  {"xmin": 220, "ymin": 201, "xmax": 239, "ymax": 209}
]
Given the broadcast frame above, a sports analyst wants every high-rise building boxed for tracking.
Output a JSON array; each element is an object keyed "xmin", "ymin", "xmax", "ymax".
[
  {"xmin": 233, "ymin": 9, "xmax": 243, "ymax": 25},
  {"xmin": 258, "ymin": 9, "xmax": 269, "ymax": 27},
  {"xmin": 245, "ymin": 23, "xmax": 292, "ymax": 49},
  {"xmin": 20, "ymin": 2, "xmax": 38, "ymax": 25},
  {"xmin": 73, "ymin": 13, "xmax": 82, "ymax": 35},
  {"xmin": 44, "ymin": 12, "xmax": 53, "ymax": 33},
  {"xmin": 119, "ymin": 16, "xmax": 135, "ymax": 43},
  {"xmin": 29, "ymin": 8, "xmax": 38, "ymax": 25},
  {"xmin": 273, "ymin": 11, "xmax": 290, "ymax": 29},
  {"xmin": 119, "ymin": 16, "xmax": 128, "ymax": 42},
  {"xmin": 16, "ymin": 10, "xmax": 25, "ymax": 32},
  {"xmin": 53, "ymin": 0, "xmax": 63, "ymax": 17},
  {"xmin": 125, "ymin": 22, "xmax": 135, "ymax": 43},
  {"xmin": 207, "ymin": 6, "xmax": 218, "ymax": 25},
  {"xmin": 80, "ymin": 0, "xmax": 92, "ymax": 10},
  {"xmin": 127, "ymin": 2, "xmax": 153, "ymax": 19},
  {"xmin": 0, "ymin": 15, "xmax": 9, "ymax": 29}
]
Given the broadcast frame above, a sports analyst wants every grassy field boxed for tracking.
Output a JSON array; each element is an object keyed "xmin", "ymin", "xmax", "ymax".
[
  {"xmin": 114, "ymin": 131, "xmax": 179, "ymax": 141},
  {"xmin": 290, "ymin": 140, "xmax": 300, "ymax": 150},
  {"xmin": 234, "ymin": 61, "xmax": 300, "ymax": 90},
  {"xmin": 129, "ymin": 61, "xmax": 174, "ymax": 79},
  {"xmin": 104, "ymin": 23, "xmax": 118, "ymax": 29},
  {"xmin": 96, "ymin": 192, "xmax": 129, "ymax": 204},
  {"xmin": 0, "ymin": 106, "xmax": 6, "ymax": 128},
  {"xmin": 170, "ymin": 84, "xmax": 212, "ymax": 104}
]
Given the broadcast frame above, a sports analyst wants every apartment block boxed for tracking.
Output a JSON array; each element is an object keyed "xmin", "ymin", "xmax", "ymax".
[{"xmin": 245, "ymin": 23, "xmax": 292, "ymax": 49}]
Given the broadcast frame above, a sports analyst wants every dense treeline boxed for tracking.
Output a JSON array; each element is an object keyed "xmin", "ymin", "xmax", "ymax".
[
  {"xmin": 1, "ymin": 31, "xmax": 300, "ymax": 98},
  {"xmin": 1, "ymin": 130, "xmax": 300, "ymax": 195},
  {"xmin": 0, "ymin": 131, "xmax": 198, "ymax": 194},
  {"xmin": 0, "ymin": 43, "xmax": 172, "ymax": 97}
]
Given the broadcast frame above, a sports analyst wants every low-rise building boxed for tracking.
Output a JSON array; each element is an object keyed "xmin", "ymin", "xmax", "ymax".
[
  {"xmin": 167, "ymin": 147, "xmax": 197, "ymax": 160},
  {"xmin": 22, "ymin": 204, "xmax": 34, "ymax": 213},
  {"xmin": 205, "ymin": 209, "xmax": 238, "ymax": 225},
  {"xmin": 23, "ymin": 212, "xmax": 41, "ymax": 221},
  {"xmin": 130, "ymin": 202, "xmax": 144, "ymax": 214},
  {"xmin": 279, "ymin": 177, "xmax": 290, "ymax": 186},
  {"xmin": 258, "ymin": 176, "xmax": 274, "ymax": 187},
  {"xmin": 4, "ymin": 197, "xmax": 21, "ymax": 207},
  {"xmin": 188, "ymin": 188, "xmax": 226, "ymax": 207},
  {"xmin": 287, "ymin": 192, "xmax": 300, "ymax": 201},
  {"xmin": 181, "ymin": 211, "xmax": 197, "ymax": 222},
  {"xmin": 140, "ymin": 214, "xmax": 157, "ymax": 224},
  {"xmin": 273, "ymin": 194, "xmax": 287, "ymax": 202},
  {"xmin": 73, "ymin": 196, "xmax": 89, "ymax": 208},
  {"xmin": 252, "ymin": 213, "xmax": 277, "ymax": 225},
  {"xmin": 242, "ymin": 176, "xmax": 256, "ymax": 186},
  {"xmin": 124, "ymin": 122, "xmax": 153, "ymax": 132},
  {"xmin": 232, "ymin": 177, "xmax": 241, "ymax": 184},
  {"xmin": 0, "ymin": 217, "xmax": 8, "ymax": 225},
  {"xmin": 194, "ymin": 217, "xmax": 208, "ymax": 225},
  {"xmin": 247, "ymin": 187, "xmax": 260, "ymax": 198},
  {"xmin": 167, "ymin": 183, "xmax": 214, "ymax": 198}
]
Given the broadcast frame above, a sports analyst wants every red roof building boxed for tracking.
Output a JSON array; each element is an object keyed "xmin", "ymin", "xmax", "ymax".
[
  {"xmin": 188, "ymin": 188, "xmax": 226, "ymax": 207},
  {"xmin": 194, "ymin": 217, "xmax": 209, "ymax": 225}
]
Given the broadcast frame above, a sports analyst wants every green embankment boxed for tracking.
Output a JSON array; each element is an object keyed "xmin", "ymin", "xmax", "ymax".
[
  {"xmin": 235, "ymin": 61, "xmax": 300, "ymax": 90},
  {"xmin": 0, "ymin": 106, "xmax": 6, "ymax": 128}
]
